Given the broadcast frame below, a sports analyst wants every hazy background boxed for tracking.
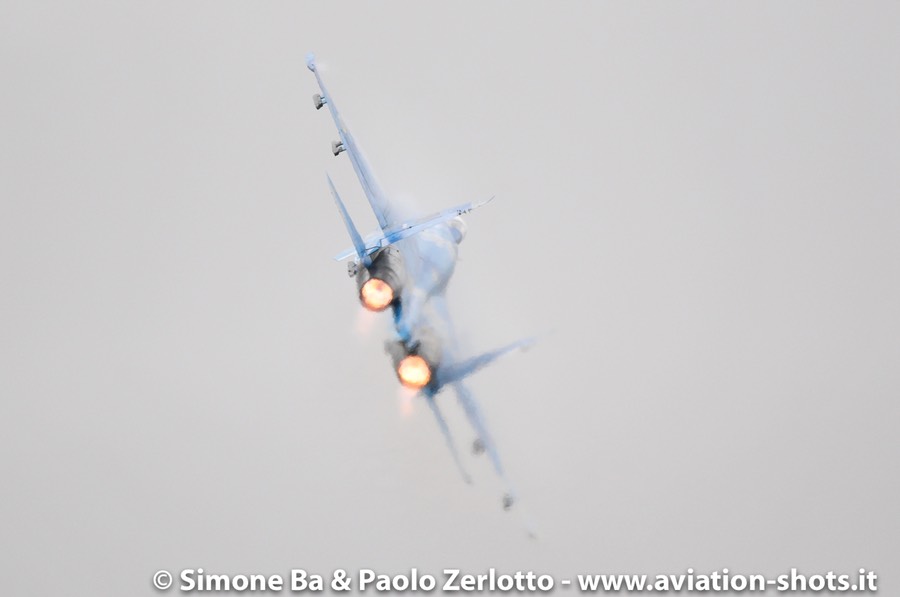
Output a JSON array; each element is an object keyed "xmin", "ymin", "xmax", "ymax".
[{"xmin": 2, "ymin": 2, "xmax": 898, "ymax": 595}]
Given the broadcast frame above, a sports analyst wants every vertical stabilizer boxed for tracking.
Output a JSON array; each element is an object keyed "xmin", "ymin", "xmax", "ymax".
[{"xmin": 326, "ymin": 173, "xmax": 370, "ymax": 267}]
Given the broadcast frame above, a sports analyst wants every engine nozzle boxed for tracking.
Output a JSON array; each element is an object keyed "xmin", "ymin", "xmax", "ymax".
[
  {"xmin": 356, "ymin": 247, "xmax": 404, "ymax": 312},
  {"xmin": 385, "ymin": 327, "xmax": 442, "ymax": 391},
  {"xmin": 396, "ymin": 355, "xmax": 432, "ymax": 389},
  {"xmin": 359, "ymin": 278, "xmax": 394, "ymax": 312}
]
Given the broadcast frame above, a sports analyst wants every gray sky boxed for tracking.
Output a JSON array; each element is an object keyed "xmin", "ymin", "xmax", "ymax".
[{"xmin": 2, "ymin": 2, "xmax": 899, "ymax": 595}]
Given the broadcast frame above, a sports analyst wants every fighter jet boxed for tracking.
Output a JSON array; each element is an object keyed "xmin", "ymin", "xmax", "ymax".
[{"xmin": 307, "ymin": 54, "xmax": 532, "ymax": 515}]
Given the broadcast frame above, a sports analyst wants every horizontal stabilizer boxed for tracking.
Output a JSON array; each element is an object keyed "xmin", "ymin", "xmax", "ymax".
[
  {"xmin": 436, "ymin": 337, "xmax": 535, "ymax": 388},
  {"xmin": 333, "ymin": 197, "xmax": 494, "ymax": 261},
  {"xmin": 382, "ymin": 196, "xmax": 493, "ymax": 241}
]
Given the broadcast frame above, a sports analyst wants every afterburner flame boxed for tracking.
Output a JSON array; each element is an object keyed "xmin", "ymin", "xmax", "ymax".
[
  {"xmin": 360, "ymin": 278, "xmax": 394, "ymax": 311},
  {"xmin": 397, "ymin": 355, "xmax": 432, "ymax": 389}
]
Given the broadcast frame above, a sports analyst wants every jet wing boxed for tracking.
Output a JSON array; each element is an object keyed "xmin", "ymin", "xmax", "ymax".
[
  {"xmin": 307, "ymin": 54, "xmax": 397, "ymax": 230},
  {"xmin": 423, "ymin": 389, "xmax": 472, "ymax": 485},
  {"xmin": 429, "ymin": 295, "xmax": 519, "ymax": 501},
  {"xmin": 332, "ymin": 197, "xmax": 493, "ymax": 261}
]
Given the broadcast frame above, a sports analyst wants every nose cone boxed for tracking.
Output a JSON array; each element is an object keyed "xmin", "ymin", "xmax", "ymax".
[
  {"xmin": 397, "ymin": 355, "xmax": 432, "ymax": 389},
  {"xmin": 360, "ymin": 278, "xmax": 394, "ymax": 311}
]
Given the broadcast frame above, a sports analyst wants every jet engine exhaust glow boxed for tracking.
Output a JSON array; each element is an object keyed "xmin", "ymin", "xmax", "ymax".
[
  {"xmin": 359, "ymin": 278, "xmax": 394, "ymax": 311},
  {"xmin": 355, "ymin": 246, "xmax": 404, "ymax": 312},
  {"xmin": 397, "ymin": 355, "xmax": 432, "ymax": 389}
]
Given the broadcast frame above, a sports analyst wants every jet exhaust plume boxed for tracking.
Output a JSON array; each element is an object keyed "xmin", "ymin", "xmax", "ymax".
[
  {"xmin": 397, "ymin": 355, "xmax": 432, "ymax": 389},
  {"xmin": 354, "ymin": 308, "xmax": 377, "ymax": 336},
  {"xmin": 397, "ymin": 386, "xmax": 417, "ymax": 418},
  {"xmin": 359, "ymin": 278, "xmax": 394, "ymax": 311}
]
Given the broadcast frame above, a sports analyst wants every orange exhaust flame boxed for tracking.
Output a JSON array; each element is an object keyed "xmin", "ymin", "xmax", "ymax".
[
  {"xmin": 397, "ymin": 386, "xmax": 417, "ymax": 418},
  {"xmin": 354, "ymin": 308, "xmax": 376, "ymax": 336},
  {"xmin": 360, "ymin": 278, "xmax": 393, "ymax": 312},
  {"xmin": 397, "ymin": 355, "xmax": 432, "ymax": 389}
]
